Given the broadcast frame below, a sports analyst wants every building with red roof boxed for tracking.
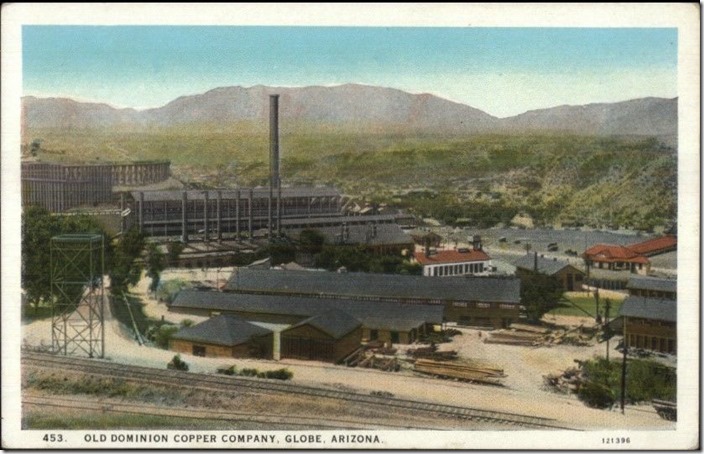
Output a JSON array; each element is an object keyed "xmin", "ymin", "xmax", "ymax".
[
  {"xmin": 582, "ymin": 244, "xmax": 650, "ymax": 275},
  {"xmin": 627, "ymin": 234, "xmax": 677, "ymax": 257},
  {"xmin": 415, "ymin": 248, "xmax": 492, "ymax": 277}
]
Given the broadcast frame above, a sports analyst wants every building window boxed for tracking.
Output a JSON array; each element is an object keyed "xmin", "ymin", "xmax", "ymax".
[
  {"xmin": 390, "ymin": 331, "xmax": 400, "ymax": 344},
  {"xmin": 476, "ymin": 303, "xmax": 490, "ymax": 309},
  {"xmin": 499, "ymin": 304, "xmax": 514, "ymax": 310},
  {"xmin": 370, "ymin": 330, "xmax": 378, "ymax": 341},
  {"xmin": 192, "ymin": 345, "xmax": 206, "ymax": 357},
  {"xmin": 453, "ymin": 302, "xmax": 468, "ymax": 308}
]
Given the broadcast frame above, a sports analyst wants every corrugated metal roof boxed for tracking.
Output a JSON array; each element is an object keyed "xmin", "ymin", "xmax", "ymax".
[
  {"xmin": 170, "ymin": 289, "xmax": 443, "ymax": 330},
  {"xmin": 513, "ymin": 253, "xmax": 583, "ymax": 276},
  {"xmin": 225, "ymin": 269, "xmax": 521, "ymax": 304},
  {"xmin": 287, "ymin": 309, "xmax": 361, "ymax": 339},
  {"xmin": 280, "ymin": 214, "xmax": 397, "ymax": 226},
  {"xmin": 626, "ymin": 276, "xmax": 677, "ymax": 294},
  {"xmin": 617, "ymin": 295, "xmax": 677, "ymax": 322},
  {"xmin": 132, "ymin": 187, "xmax": 341, "ymax": 202},
  {"xmin": 171, "ymin": 314, "xmax": 272, "ymax": 346}
]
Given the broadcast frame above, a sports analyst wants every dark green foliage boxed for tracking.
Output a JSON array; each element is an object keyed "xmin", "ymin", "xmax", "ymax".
[
  {"xmin": 108, "ymin": 227, "xmax": 145, "ymax": 297},
  {"xmin": 167, "ymin": 354, "xmax": 189, "ymax": 371},
  {"xmin": 314, "ymin": 245, "xmax": 417, "ymax": 275},
  {"xmin": 22, "ymin": 206, "xmax": 110, "ymax": 313},
  {"xmin": 298, "ymin": 229, "xmax": 326, "ymax": 254},
  {"xmin": 262, "ymin": 368, "xmax": 294, "ymax": 380},
  {"xmin": 239, "ymin": 368, "xmax": 259, "ymax": 377},
  {"xmin": 577, "ymin": 357, "xmax": 676, "ymax": 409},
  {"xmin": 218, "ymin": 366, "xmax": 292, "ymax": 380},
  {"xmin": 153, "ymin": 324, "xmax": 179, "ymax": 349},
  {"xmin": 267, "ymin": 242, "xmax": 296, "ymax": 265},
  {"xmin": 166, "ymin": 241, "xmax": 185, "ymax": 263},
  {"xmin": 520, "ymin": 270, "xmax": 564, "ymax": 323},
  {"xmin": 145, "ymin": 243, "xmax": 166, "ymax": 293}
]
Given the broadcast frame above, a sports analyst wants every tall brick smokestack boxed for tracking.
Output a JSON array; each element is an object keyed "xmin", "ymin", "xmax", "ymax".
[{"xmin": 268, "ymin": 94, "xmax": 280, "ymax": 239}]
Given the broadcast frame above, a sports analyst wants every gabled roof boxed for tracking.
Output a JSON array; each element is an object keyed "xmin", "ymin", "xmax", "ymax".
[
  {"xmin": 617, "ymin": 296, "xmax": 677, "ymax": 323},
  {"xmin": 415, "ymin": 249, "xmax": 491, "ymax": 266},
  {"xmin": 627, "ymin": 276, "xmax": 677, "ymax": 295},
  {"xmin": 628, "ymin": 235, "xmax": 677, "ymax": 256},
  {"xmin": 171, "ymin": 315, "xmax": 272, "ymax": 347},
  {"xmin": 286, "ymin": 309, "xmax": 361, "ymax": 339},
  {"xmin": 225, "ymin": 269, "xmax": 521, "ymax": 304},
  {"xmin": 513, "ymin": 254, "xmax": 583, "ymax": 276},
  {"xmin": 170, "ymin": 289, "xmax": 444, "ymax": 331},
  {"xmin": 583, "ymin": 244, "xmax": 650, "ymax": 264}
]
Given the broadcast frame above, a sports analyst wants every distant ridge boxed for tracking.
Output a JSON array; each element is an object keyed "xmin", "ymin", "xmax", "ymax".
[{"xmin": 22, "ymin": 85, "xmax": 677, "ymax": 139}]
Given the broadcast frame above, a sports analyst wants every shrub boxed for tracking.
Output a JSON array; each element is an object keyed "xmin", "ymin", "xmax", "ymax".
[
  {"xmin": 167, "ymin": 354, "xmax": 189, "ymax": 371},
  {"xmin": 239, "ymin": 368, "xmax": 259, "ymax": 377},
  {"xmin": 264, "ymin": 368, "xmax": 294, "ymax": 380},
  {"xmin": 154, "ymin": 324, "xmax": 179, "ymax": 349}
]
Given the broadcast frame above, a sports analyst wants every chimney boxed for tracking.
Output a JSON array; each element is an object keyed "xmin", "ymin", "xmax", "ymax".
[
  {"xmin": 534, "ymin": 251, "xmax": 538, "ymax": 272},
  {"xmin": 268, "ymin": 94, "xmax": 280, "ymax": 239},
  {"xmin": 473, "ymin": 235, "xmax": 482, "ymax": 251}
]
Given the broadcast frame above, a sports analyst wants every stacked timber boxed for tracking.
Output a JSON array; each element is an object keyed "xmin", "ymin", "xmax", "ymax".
[
  {"xmin": 484, "ymin": 330, "xmax": 542, "ymax": 346},
  {"xmin": 414, "ymin": 359, "xmax": 505, "ymax": 386}
]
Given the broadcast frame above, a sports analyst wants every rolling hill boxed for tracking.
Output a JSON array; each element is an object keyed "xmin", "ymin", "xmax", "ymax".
[{"xmin": 21, "ymin": 84, "xmax": 677, "ymax": 139}]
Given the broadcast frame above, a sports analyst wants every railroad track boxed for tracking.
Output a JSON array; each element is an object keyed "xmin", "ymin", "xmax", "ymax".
[
  {"xmin": 22, "ymin": 352, "xmax": 575, "ymax": 430},
  {"xmin": 23, "ymin": 395, "xmax": 421, "ymax": 430}
]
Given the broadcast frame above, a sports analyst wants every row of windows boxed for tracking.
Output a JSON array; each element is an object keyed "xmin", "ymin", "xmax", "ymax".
[
  {"xmin": 452, "ymin": 302, "xmax": 517, "ymax": 310},
  {"xmin": 428, "ymin": 262, "xmax": 486, "ymax": 277},
  {"xmin": 627, "ymin": 334, "xmax": 676, "ymax": 354}
]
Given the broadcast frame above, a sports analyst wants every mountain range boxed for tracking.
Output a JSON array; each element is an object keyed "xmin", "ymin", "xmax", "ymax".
[{"xmin": 22, "ymin": 84, "xmax": 677, "ymax": 140}]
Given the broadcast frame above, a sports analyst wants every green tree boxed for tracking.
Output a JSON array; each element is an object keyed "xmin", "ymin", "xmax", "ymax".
[
  {"xmin": 520, "ymin": 270, "xmax": 564, "ymax": 323},
  {"xmin": 108, "ymin": 227, "xmax": 145, "ymax": 297},
  {"xmin": 22, "ymin": 207, "xmax": 109, "ymax": 313},
  {"xmin": 298, "ymin": 229, "xmax": 326, "ymax": 254},
  {"xmin": 166, "ymin": 241, "xmax": 185, "ymax": 264},
  {"xmin": 145, "ymin": 243, "xmax": 166, "ymax": 294}
]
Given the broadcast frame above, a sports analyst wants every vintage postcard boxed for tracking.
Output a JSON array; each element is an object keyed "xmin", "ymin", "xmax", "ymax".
[{"xmin": 1, "ymin": 3, "xmax": 700, "ymax": 450}]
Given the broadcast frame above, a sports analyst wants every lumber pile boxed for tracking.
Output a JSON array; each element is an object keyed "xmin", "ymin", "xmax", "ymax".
[
  {"xmin": 484, "ymin": 330, "xmax": 542, "ymax": 346},
  {"xmin": 484, "ymin": 325, "xmax": 595, "ymax": 347},
  {"xmin": 414, "ymin": 358, "xmax": 505, "ymax": 386}
]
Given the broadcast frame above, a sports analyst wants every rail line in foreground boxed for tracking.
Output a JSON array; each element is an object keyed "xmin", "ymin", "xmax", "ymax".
[{"xmin": 22, "ymin": 352, "xmax": 576, "ymax": 430}]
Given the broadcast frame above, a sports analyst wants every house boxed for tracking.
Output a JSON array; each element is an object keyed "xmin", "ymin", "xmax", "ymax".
[
  {"xmin": 280, "ymin": 309, "xmax": 362, "ymax": 363},
  {"xmin": 168, "ymin": 289, "xmax": 443, "ymax": 346},
  {"xmin": 169, "ymin": 315, "xmax": 274, "ymax": 359},
  {"xmin": 609, "ymin": 296, "xmax": 676, "ymax": 354},
  {"xmin": 582, "ymin": 244, "xmax": 651, "ymax": 275},
  {"xmin": 627, "ymin": 276, "xmax": 677, "ymax": 300},
  {"xmin": 414, "ymin": 248, "xmax": 492, "ymax": 277},
  {"xmin": 223, "ymin": 268, "xmax": 521, "ymax": 329},
  {"xmin": 514, "ymin": 253, "xmax": 585, "ymax": 291}
]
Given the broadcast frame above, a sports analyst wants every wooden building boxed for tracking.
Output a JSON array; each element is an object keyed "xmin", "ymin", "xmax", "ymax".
[
  {"xmin": 514, "ymin": 253, "xmax": 585, "ymax": 292},
  {"xmin": 224, "ymin": 268, "xmax": 521, "ymax": 329},
  {"xmin": 582, "ymin": 244, "xmax": 651, "ymax": 275},
  {"xmin": 281, "ymin": 309, "xmax": 362, "ymax": 363},
  {"xmin": 415, "ymin": 248, "xmax": 492, "ymax": 277},
  {"xmin": 169, "ymin": 315, "xmax": 273, "ymax": 359},
  {"xmin": 169, "ymin": 289, "xmax": 442, "ymax": 346},
  {"xmin": 627, "ymin": 276, "xmax": 677, "ymax": 300},
  {"xmin": 610, "ymin": 296, "xmax": 676, "ymax": 354}
]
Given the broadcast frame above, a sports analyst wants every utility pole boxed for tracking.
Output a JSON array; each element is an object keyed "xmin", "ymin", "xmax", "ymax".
[
  {"xmin": 595, "ymin": 287, "xmax": 601, "ymax": 324},
  {"xmin": 604, "ymin": 298, "xmax": 611, "ymax": 361},
  {"xmin": 620, "ymin": 343, "xmax": 627, "ymax": 414}
]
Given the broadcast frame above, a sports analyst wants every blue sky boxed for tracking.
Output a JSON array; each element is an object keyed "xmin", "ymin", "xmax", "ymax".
[{"xmin": 22, "ymin": 26, "xmax": 677, "ymax": 117}]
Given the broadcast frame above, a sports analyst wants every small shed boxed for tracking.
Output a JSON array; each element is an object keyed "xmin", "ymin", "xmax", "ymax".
[
  {"xmin": 281, "ymin": 309, "xmax": 362, "ymax": 363},
  {"xmin": 170, "ymin": 315, "xmax": 273, "ymax": 359},
  {"xmin": 514, "ymin": 253, "xmax": 586, "ymax": 291}
]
